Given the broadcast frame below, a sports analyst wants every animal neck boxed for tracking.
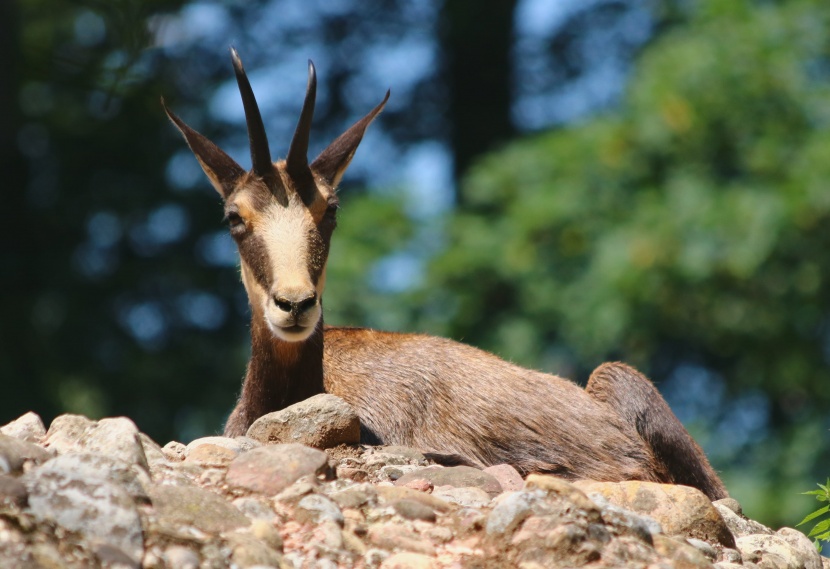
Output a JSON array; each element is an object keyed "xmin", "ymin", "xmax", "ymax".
[{"xmin": 233, "ymin": 314, "xmax": 325, "ymax": 432}]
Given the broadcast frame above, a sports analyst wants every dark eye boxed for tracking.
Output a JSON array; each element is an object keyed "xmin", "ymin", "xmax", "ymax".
[{"xmin": 226, "ymin": 211, "xmax": 246, "ymax": 235}]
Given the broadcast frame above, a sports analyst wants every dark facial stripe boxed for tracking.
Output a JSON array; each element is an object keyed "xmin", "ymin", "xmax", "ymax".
[{"xmin": 238, "ymin": 232, "xmax": 272, "ymax": 292}]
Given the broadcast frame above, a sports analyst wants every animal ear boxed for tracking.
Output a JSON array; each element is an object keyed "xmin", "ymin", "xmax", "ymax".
[
  {"xmin": 162, "ymin": 98, "xmax": 245, "ymax": 199},
  {"xmin": 311, "ymin": 90, "xmax": 390, "ymax": 188}
]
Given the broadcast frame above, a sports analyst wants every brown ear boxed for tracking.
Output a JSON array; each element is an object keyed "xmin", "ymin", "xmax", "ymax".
[
  {"xmin": 311, "ymin": 90, "xmax": 390, "ymax": 188},
  {"xmin": 162, "ymin": 97, "xmax": 245, "ymax": 199}
]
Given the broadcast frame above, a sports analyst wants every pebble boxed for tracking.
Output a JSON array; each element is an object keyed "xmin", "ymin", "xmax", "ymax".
[
  {"xmin": 483, "ymin": 463, "xmax": 524, "ymax": 492},
  {"xmin": 149, "ymin": 484, "xmax": 250, "ymax": 533},
  {"xmin": 226, "ymin": 444, "xmax": 330, "ymax": 495}
]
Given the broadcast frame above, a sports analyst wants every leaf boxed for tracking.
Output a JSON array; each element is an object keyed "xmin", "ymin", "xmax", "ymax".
[
  {"xmin": 806, "ymin": 518, "xmax": 830, "ymax": 538},
  {"xmin": 797, "ymin": 505, "xmax": 830, "ymax": 527}
]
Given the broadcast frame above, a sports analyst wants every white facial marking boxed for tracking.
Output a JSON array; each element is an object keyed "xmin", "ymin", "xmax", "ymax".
[{"xmin": 259, "ymin": 195, "xmax": 322, "ymax": 342}]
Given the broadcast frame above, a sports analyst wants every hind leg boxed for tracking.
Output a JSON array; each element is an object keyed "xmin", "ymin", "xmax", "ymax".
[{"xmin": 586, "ymin": 362, "xmax": 728, "ymax": 500}]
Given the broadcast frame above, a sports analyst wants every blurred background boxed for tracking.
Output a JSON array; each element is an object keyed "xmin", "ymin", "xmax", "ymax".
[{"xmin": 4, "ymin": 0, "xmax": 830, "ymax": 533}]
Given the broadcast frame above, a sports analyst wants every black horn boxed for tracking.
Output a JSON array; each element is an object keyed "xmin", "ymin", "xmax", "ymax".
[
  {"xmin": 286, "ymin": 60, "xmax": 317, "ymax": 181},
  {"xmin": 230, "ymin": 47, "xmax": 276, "ymax": 186}
]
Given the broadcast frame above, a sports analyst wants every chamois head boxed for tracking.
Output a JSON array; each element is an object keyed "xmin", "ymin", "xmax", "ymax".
[{"xmin": 164, "ymin": 49, "xmax": 388, "ymax": 342}]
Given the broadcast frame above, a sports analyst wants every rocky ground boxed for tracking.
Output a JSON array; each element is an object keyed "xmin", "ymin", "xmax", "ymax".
[{"xmin": 0, "ymin": 393, "xmax": 826, "ymax": 569}]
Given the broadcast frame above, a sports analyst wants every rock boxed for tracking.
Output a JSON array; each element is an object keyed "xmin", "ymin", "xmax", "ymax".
[
  {"xmin": 0, "ymin": 433, "xmax": 51, "ymax": 474},
  {"xmin": 296, "ymin": 494, "xmax": 345, "ymax": 525},
  {"xmin": 35, "ymin": 453, "xmax": 151, "ymax": 504},
  {"xmin": 376, "ymin": 486, "xmax": 453, "ymax": 513},
  {"xmin": 0, "ymin": 474, "xmax": 28, "ymax": 507},
  {"xmin": 247, "ymin": 393, "xmax": 360, "ymax": 449},
  {"xmin": 368, "ymin": 523, "xmax": 436, "ymax": 555},
  {"xmin": 184, "ymin": 443, "xmax": 237, "ymax": 466},
  {"xmin": 432, "ymin": 486, "xmax": 492, "ymax": 508},
  {"xmin": 24, "ymin": 463, "xmax": 144, "ymax": 563},
  {"xmin": 139, "ymin": 433, "xmax": 169, "ymax": 476},
  {"xmin": 331, "ymin": 484, "xmax": 378, "ymax": 509},
  {"xmin": 393, "ymin": 499, "xmax": 437, "ymax": 522},
  {"xmin": 653, "ymin": 534, "xmax": 713, "ymax": 568},
  {"xmin": 226, "ymin": 444, "xmax": 330, "ymax": 495},
  {"xmin": 43, "ymin": 415, "xmax": 149, "ymax": 471},
  {"xmin": 1, "ymin": 412, "xmax": 46, "ymax": 443},
  {"xmin": 486, "ymin": 490, "xmax": 545, "ymax": 535},
  {"xmin": 162, "ymin": 545, "xmax": 200, "ymax": 569},
  {"xmin": 149, "ymin": 484, "xmax": 250, "ymax": 533},
  {"xmin": 715, "ymin": 497, "xmax": 743, "ymax": 515},
  {"xmin": 233, "ymin": 496, "xmax": 277, "ymax": 521},
  {"xmin": 380, "ymin": 552, "xmax": 437, "ymax": 569},
  {"xmin": 483, "ymin": 463, "xmax": 524, "ymax": 492},
  {"xmin": 576, "ymin": 480, "xmax": 735, "ymax": 546},
  {"xmin": 226, "ymin": 531, "xmax": 284, "ymax": 568},
  {"xmin": 736, "ymin": 533, "xmax": 808, "ymax": 569},
  {"xmin": 395, "ymin": 466, "xmax": 502, "ymax": 496},
  {"xmin": 713, "ymin": 501, "xmax": 774, "ymax": 538},
  {"xmin": 526, "ymin": 475, "xmax": 602, "ymax": 518},
  {"xmin": 775, "ymin": 527, "xmax": 822, "ymax": 569},
  {"xmin": 161, "ymin": 441, "xmax": 186, "ymax": 461},
  {"xmin": 185, "ymin": 435, "xmax": 256, "ymax": 456}
]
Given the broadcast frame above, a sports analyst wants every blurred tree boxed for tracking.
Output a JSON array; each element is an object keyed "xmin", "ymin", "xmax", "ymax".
[{"xmin": 423, "ymin": 0, "xmax": 830, "ymax": 527}]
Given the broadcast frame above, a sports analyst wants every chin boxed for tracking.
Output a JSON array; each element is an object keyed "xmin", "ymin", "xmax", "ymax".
[{"xmin": 265, "ymin": 318, "xmax": 318, "ymax": 342}]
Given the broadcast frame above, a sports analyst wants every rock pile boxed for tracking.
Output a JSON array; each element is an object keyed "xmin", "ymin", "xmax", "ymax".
[{"xmin": 0, "ymin": 398, "xmax": 826, "ymax": 569}]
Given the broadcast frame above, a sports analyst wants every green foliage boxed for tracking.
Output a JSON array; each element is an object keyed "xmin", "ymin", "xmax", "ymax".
[{"xmin": 798, "ymin": 479, "xmax": 830, "ymax": 552}]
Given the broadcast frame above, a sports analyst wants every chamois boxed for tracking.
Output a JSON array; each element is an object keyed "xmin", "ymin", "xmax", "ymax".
[{"xmin": 164, "ymin": 50, "xmax": 728, "ymax": 501}]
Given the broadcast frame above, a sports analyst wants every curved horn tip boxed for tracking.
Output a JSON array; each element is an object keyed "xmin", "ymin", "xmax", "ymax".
[{"xmin": 230, "ymin": 46, "xmax": 244, "ymax": 72}]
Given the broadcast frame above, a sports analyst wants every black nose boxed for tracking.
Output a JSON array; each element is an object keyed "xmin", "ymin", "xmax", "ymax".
[{"xmin": 273, "ymin": 293, "xmax": 317, "ymax": 317}]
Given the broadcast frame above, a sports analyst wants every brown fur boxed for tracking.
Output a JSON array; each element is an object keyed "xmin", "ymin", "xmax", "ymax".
[{"xmin": 165, "ymin": 52, "xmax": 728, "ymax": 501}]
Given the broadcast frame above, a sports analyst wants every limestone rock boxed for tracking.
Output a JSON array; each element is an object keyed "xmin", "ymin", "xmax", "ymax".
[
  {"xmin": 576, "ymin": 480, "xmax": 735, "ymax": 546},
  {"xmin": 247, "ymin": 393, "xmax": 360, "ymax": 449},
  {"xmin": 149, "ymin": 484, "xmax": 250, "ymax": 533},
  {"xmin": 24, "ymin": 463, "xmax": 144, "ymax": 563},
  {"xmin": 225, "ymin": 443, "xmax": 330, "ymax": 495},
  {"xmin": 736, "ymin": 533, "xmax": 809, "ymax": 569},
  {"xmin": 1, "ymin": 412, "xmax": 46, "ymax": 443},
  {"xmin": 432, "ymin": 486, "xmax": 492, "ymax": 508},
  {"xmin": 713, "ymin": 500, "xmax": 773, "ymax": 538},
  {"xmin": 42, "ymin": 415, "xmax": 149, "ymax": 471},
  {"xmin": 35, "ymin": 452, "xmax": 151, "ymax": 504}
]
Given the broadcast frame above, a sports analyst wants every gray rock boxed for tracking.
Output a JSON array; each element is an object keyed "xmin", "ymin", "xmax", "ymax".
[
  {"xmin": 35, "ymin": 452, "xmax": 151, "ymax": 504},
  {"xmin": 714, "ymin": 501, "xmax": 774, "ymax": 538},
  {"xmin": 775, "ymin": 527, "xmax": 822, "ymax": 569},
  {"xmin": 226, "ymin": 531, "xmax": 284, "ymax": 568},
  {"xmin": 247, "ymin": 393, "xmax": 360, "ymax": 449},
  {"xmin": 163, "ymin": 545, "xmax": 200, "ymax": 569},
  {"xmin": 1, "ymin": 412, "xmax": 46, "ymax": 443},
  {"xmin": 395, "ymin": 466, "xmax": 502, "ymax": 496},
  {"xmin": 149, "ymin": 484, "xmax": 250, "ymax": 533},
  {"xmin": 432, "ymin": 486, "xmax": 492, "ymax": 508},
  {"xmin": 297, "ymin": 494, "xmax": 345, "ymax": 526},
  {"xmin": 486, "ymin": 490, "xmax": 545, "ymax": 535},
  {"xmin": 185, "ymin": 435, "xmax": 256, "ymax": 456},
  {"xmin": 233, "ymin": 496, "xmax": 277, "ymax": 521},
  {"xmin": 331, "ymin": 484, "xmax": 378, "ymax": 509},
  {"xmin": 43, "ymin": 415, "xmax": 149, "ymax": 471},
  {"xmin": 24, "ymin": 463, "xmax": 144, "ymax": 563},
  {"xmin": 139, "ymin": 433, "xmax": 168, "ymax": 475},
  {"xmin": 162, "ymin": 441, "xmax": 187, "ymax": 461},
  {"xmin": 226, "ymin": 444, "xmax": 330, "ymax": 495},
  {"xmin": 0, "ymin": 433, "xmax": 51, "ymax": 474},
  {"xmin": 42, "ymin": 413, "xmax": 97, "ymax": 453},
  {"xmin": 392, "ymin": 499, "xmax": 437, "ymax": 522},
  {"xmin": 736, "ymin": 533, "xmax": 807, "ymax": 569}
]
